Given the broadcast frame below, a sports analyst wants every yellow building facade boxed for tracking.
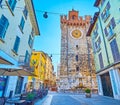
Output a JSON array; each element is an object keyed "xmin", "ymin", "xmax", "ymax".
[
  {"xmin": 28, "ymin": 51, "xmax": 55, "ymax": 91},
  {"xmin": 28, "ymin": 51, "xmax": 46, "ymax": 91}
]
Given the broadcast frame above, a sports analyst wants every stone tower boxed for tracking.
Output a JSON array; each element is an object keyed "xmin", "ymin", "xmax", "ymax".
[{"xmin": 59, "ymin": 9, "xmax": 97, "ymax": 91}]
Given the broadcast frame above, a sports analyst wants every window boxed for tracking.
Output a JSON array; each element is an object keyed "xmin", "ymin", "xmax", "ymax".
[
  {"xmin": 24, "ymin": 50, "xmax": 30, "ymax": 65},
  {"xmin": 31, "ymin": 28, "xmax": 34, "ymax": 37},
  {"xmin": 98, "ymin": 53, "xmax": 104, "ymax": 69},
  {"xmin": 76, "ymin": 66, "xmax": 79, "ymax": 71},
  {"xmin": 23, "ymin": 6, "xmax": 28, "ymax": 19},
  {"xmin": 8, "ymin": 0, "xmax": 17, "ymax": 11},
  {"xmin": 28, "ymin": 35, "xmax": 33, "ymax": 48},
  {"xmin": 13, "ymin": 36, "xmax": 20, "ymax": 53},
  {"xmin": 72, "ymin": 15, "xmax": 76, "ymax": 20},
  {"xmin": 93, "ymin": 23, "xmax": 98, "ymax": 38},
  {"xmin": 94, "ymin": 37, "xmax": 101, "ymax": 52},
  {"xmin": 104, "ymin": 17, "xmax": 116, "ymax": 40},
  {"xmin": 101, "ymin": 0, "xmax": 105, "ymax": 6},
  {"xmin": 101, "ymin": 2, "xmax": 110, "ymax": 22},
  {"xmin": 110, "ymin": 39, "xmax": 120, "ymax": 62},
  {"xmin": 0, "ymin": 0, "xmax": 2, "ymax": 6},
  {"xmin": 76, "ymin": 45, "xmax": 78, "ymax": 49},
  {"xmin": 0, "ymin": 15, "xmax": 9, "ymax": 40},
  {"xmin": 19, "ymin": 17, "xmax": 25, "ymax": 32},
  {"xmin": 15, "ymin": 77, "xmax": 23, "ymax": 94},
  {"xmin": 75, "ymin": 55, "xmax": 78, "ymax": 62}
]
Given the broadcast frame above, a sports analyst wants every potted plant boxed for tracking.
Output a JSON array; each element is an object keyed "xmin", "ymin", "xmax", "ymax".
[
  {"xmin": 26, "ymin": 92, "xmax": 36, "ymax": 105},
  {"xmin": 85, "ymin": 88, "xmax": 91, "ymax": 98}
]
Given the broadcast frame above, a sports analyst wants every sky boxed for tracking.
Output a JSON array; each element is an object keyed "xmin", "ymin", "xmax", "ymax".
[{"xmin": 33, "ymin": 0, "xmax": 98, "ymax": 72}]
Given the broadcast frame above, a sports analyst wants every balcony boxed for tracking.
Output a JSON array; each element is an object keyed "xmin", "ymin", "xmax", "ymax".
[{"xmin": 18, "ymin": 55, "xmax": 34, "ymax": 72}]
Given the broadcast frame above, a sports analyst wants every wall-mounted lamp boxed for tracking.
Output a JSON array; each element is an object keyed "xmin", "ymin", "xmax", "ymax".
[{"xmin": 43, "ymin": 12, "xmax": 48, "ymax": 18}]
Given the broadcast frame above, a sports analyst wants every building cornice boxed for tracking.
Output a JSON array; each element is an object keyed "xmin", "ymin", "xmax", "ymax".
[
  {"xmin": 94, "ymin": 0, "xmax": 101, "ymax": 7},
  {"xmin": 25, "ymin": 0, "xmax": 40, "ymax": 35},
  {"xmin": 86, "ymin": 12, "xmax": 99, "ymax": 36}
]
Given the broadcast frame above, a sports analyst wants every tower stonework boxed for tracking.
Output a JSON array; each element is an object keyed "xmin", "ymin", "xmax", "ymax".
[{"xmin": 59, "ymin": 9, "xmax": 97, "ymax": 91}]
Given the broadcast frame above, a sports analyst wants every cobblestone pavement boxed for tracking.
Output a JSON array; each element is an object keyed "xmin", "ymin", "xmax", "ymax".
[{"xmin": 35, "ymin": 92, "xmax": 120, "ymax": 105}]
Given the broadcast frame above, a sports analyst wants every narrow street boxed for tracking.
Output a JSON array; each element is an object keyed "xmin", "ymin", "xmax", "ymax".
[{"xmin": 35, "ymin": 91, "xmax": 120, "ymax": 105}]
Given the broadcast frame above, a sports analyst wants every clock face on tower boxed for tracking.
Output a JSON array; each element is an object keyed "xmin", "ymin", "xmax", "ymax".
[{"xmin": 71, "ymin": 29, "xmax": 82, "ymax": 38}]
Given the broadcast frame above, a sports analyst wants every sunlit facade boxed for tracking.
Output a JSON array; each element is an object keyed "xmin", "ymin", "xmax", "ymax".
[
  {"xmin": 59, "ymin": 9, "xmax": 97, "ymax": 91},
  {"xmin": 28, "ymin": 51, "xmax": 46, "ymax": 91},
  {"xmin": 87, "ymin": 0, "xmax": 120, "ymax": 100},
  {"xmin": 0, "ymin": 0, "xmax": 39, "ymax": 97}
]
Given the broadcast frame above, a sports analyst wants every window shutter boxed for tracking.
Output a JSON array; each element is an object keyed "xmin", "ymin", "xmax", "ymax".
[
  {"xmin": 8, "ymin": 0, "xmax": 12, "ymax": 6},
  {"xmin": 95, "ymin": 42, "xmax": 97, "ymax": 49},
  {"xmin": 24, "ymin": 50, "xmax": 29, "ymax": 64},
  {"xmin": 104, "ymin": 27, "xmax": 108, "ymax": 36},
  {"xmin": 0, "ymin": 15, "xmax": 9, "ymax": 39},
  {"xmin": 106, "ymin": 2, "xmax": 111, "ymax": 10},
  {"xmin": 98, "ymin": 37, "xmax": 101, "ymax": 44},
  {"xmin": 111, "ymin": 17, "xmax": 116, "ymax": 29},
  {"xmin": 13, "ymin": 36, "xmax": 20, "ymax": 53},
  {"xmin": 98, "ymin": 53, "xmax": 104, "ymax": 69},
  {"xmin": 0, "ymin": 0, "xmax": 2, "ymax": 5},
  {"xmin": 101, "ymin": 13, "xmax": 104, "ymax": 20},
  {"xmin": 110, "ymin": 39, "xmax": 120, "ymax": 62},
  {"xmin": 11, "ymin": 0, "xmax": 17, "ymax": 11},
  {"xmin": 96, "ymin": 23, "xmax": 98, "ymax": 30},
  {"xmin": 0, "ymin": 25, "xmax": 4, "ymax": 38}
]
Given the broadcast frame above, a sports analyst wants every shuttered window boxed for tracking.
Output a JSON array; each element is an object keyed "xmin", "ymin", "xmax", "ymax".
[
  {"xmin": 8, "ymin": 0, "xmax": 17, "ymax": 11},
  {"xmin": 104, "ymin": 17, "xmax": 116, "ymax": 40},
  {"xmin": 13, "ymin": 36, "xmax": 20, "ymax": 53},
  {"xmin": 0, "ymin": 15, "xmax": 9, "ymax": 39},
  {"xmin": 98, "ymin": 53, "xmax": 104, "ymax": 69},
  {"xmin": 110, "ymin": 39, "xmax": 120, "ymax": 62},
  {"xmin": 101, "ymin": 1, "xmax": 111, "ymax": 22},
  {"xmin": 24, "ymin": 50, "xmax": 30, "ymax": 64},
  {"xmin": 23, "ymin": 6, "xmax": 28, "ymax": 19},
  {"xmin": 19, "ymin": 16, "xmax": 25, "ymax": 31}
]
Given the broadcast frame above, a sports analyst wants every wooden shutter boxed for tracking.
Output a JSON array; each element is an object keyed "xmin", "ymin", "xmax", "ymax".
[
  {"xmin": 104, "ymin": 27, "xmax": 108, "ymax": 36},
  {"xmin": 111, "ymin": 17, "xmax": 116, "ymax": 29}
]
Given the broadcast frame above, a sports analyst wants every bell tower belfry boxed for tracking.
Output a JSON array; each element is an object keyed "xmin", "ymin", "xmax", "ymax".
[{"xmin": 59, "ymin": 9, "xmax": 97, "ymax": 91}]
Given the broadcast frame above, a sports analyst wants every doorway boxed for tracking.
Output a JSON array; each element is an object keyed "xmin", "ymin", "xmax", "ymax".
[{"xmin": 101, "ymin": 72, "xmax": 113, "ymax": 97}]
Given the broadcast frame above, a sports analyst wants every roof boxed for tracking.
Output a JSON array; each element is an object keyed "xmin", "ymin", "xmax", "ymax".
[
  {"xmin": 25, "ymin": 0, "xmax": 40, "ymax": 35},
  {"xmin": 86, "ymin": 12, "xmax": 99, "ymax": 36},
  {"xmin": 94, "ymin": 0, "xmax": 101, "ymax": 7}
]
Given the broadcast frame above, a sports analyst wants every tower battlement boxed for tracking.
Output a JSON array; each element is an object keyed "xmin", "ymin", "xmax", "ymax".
[{"xmin": 60, "ymin": 9, "xmax": 91, "ymax": 27}]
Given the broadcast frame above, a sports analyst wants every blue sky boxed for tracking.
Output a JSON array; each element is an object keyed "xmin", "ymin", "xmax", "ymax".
[{"xmin": 33, "ymin": 0, "xmax": 98, "ymax": 72}]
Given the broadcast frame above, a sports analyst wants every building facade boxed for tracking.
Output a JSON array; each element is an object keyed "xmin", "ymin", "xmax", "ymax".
[
  {"xmin": 0, "ymin": 0, "xmax": 39, "ymax": 97},
  {"xmin": 45, "ymin": 54, "xmax": 54, "ymax": 89},
  {"xmin": 87, "ymin": 0, "xmax": 120, "ymax": 99},
  {"xmin": 29, "ymin": 51, "xmax": 46, "ymax": 91},
  {"xmin": 29, "ymin": 51, "xmax": 54, "ymax": 91},
  {"xmin": 59, "ymin": 9, "xmax": 97, "ymax": 91}
]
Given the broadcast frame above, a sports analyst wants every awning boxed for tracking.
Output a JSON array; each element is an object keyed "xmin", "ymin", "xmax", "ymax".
[{"xmin": 0, "ymin": 65, "xmax": 37, "ymax": 76}]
